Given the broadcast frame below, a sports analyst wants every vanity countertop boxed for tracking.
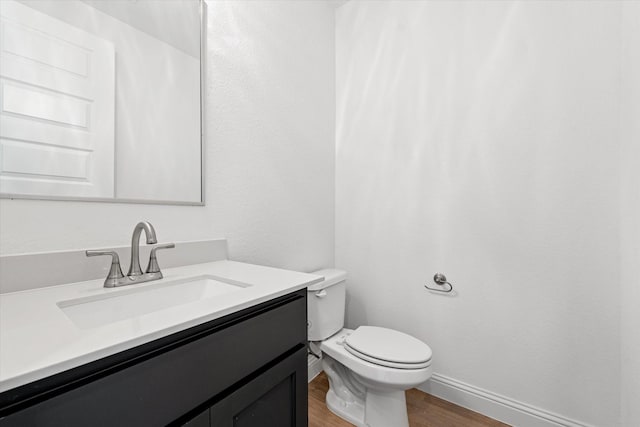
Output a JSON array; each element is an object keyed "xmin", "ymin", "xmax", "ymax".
[{"xmin": 0, "ymin": 260, "xmax": 322, "ymax": 393}]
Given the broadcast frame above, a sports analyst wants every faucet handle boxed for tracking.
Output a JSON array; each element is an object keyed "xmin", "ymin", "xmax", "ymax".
[
  {"xmin": 145, "ymin": 243, "xmax": 175, "ymax": 274},
  {"xmin": 86, "ymin": 250, "xmax": 125, "ymax": 287}
]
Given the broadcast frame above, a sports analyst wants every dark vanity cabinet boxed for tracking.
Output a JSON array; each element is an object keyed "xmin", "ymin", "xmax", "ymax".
[
  {"xmin": 208, "ymin": 347, "xmax": 306, "ymax": 427},
  {"xmin": 0, "ymin": 290, "xmax": 308, "ymax": 427},
  {"xmin": 184, "ymin": 346, "xmax": 306, "ymax": 427}
]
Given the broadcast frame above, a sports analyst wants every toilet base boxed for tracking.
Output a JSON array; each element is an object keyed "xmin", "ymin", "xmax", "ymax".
[
  {"xmin": 326, "ymin": 388, "xmax": 365, "ymax": 426},
  {"xmin": 363, "ymin": 389, "xmax": 409, "ymax": 427},
  {"xmin": 326, "ymin": 385, "xmax": 410, "ymax": 427},
  {"xmin": 323, "ymin": 355, "xmax": 411, "ymax": 427}
]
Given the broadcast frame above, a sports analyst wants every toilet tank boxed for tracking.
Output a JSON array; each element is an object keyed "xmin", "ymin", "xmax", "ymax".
[{"xmin": 307, "ymin": 269, "xmax": 347, "ymax": 341}]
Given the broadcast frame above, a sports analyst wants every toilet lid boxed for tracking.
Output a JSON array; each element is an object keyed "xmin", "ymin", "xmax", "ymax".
[{"xmin": 344, "ymin": 326, "xmax": 432, "ymax": 369}]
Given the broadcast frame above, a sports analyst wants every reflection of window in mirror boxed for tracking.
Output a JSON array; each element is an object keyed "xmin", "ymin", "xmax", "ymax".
[{"xmin": 0, "ymin": 0, "xmax": 203, "ymax": 204}]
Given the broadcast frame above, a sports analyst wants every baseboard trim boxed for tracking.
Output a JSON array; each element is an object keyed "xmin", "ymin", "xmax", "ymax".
[
  {"xmin": 308, "ymin": 354, "xmax": 323, "ymax": 383},
  {"xmin": 421, "ymin": 373, "xmax": 596, "ymax": 427}
]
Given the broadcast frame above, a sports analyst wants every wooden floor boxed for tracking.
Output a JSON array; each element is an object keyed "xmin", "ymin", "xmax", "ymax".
[{"xmin": 308, "ymin": 372, "xmax": 510, "ymax": 427}]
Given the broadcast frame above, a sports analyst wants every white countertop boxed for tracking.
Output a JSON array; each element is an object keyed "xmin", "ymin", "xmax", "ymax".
[{"xmin": 0, "ymin": 260, "xmax": 322, "ymax": 393}]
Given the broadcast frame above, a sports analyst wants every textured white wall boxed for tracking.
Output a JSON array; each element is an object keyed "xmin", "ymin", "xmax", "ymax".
[
  {"xmin": 621, "ymin": 2, "xmax": 640, "ymax": 425},
  {"xmin": 335, "ymin": 1, "xmax": 622, "ymax": 426},
  {"xmin": 0, "ymin": 1, "xmax": 335, "ymax": 274}
]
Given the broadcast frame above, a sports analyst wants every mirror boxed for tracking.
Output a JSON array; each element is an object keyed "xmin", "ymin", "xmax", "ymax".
[{"xmin": 0, "ymin": 0, "xmax": 204, "ymax": 205}]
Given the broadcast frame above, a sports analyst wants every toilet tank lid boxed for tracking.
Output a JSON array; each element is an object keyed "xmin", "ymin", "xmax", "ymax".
[{"xmin": 307, "ymin": 269, "xmax": 347, "ymax": 291}]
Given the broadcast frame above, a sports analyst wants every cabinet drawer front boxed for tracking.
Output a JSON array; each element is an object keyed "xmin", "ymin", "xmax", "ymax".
[{"xmin": 1, "ymin": 293, "xmax": 307, "ymax": 427}]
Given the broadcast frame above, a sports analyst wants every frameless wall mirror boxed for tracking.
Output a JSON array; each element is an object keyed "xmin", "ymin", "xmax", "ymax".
[{"xmin": 0, "ymin": 0, "xmax": 204, "ymax": 205}]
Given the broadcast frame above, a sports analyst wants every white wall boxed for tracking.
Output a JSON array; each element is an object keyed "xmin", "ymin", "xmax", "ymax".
[
  {"xmin": 83, "ymin": 0, "xmax": 201, "ymax": 58},
  {"xmin": 0, "ymin": 1, "xmax": 335, "ymax": 274},
  {"xmin": 620, "ymin": 2, "xmax": 640, "ymax": 425},
  {"xmin": 336, "ymin": 1, "xmax": 623, "ymax": 426}
]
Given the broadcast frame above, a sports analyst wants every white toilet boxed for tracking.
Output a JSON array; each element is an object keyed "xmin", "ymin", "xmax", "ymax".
[{"xmin": 308, "ymin": 269, "xmax": 433, "ymax": 427}]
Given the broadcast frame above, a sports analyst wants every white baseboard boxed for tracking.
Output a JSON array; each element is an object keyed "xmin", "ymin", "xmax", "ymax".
[
  {"xmin": 308, "ymin": 353, "xmax": 323, "ymax": 383},
  {"xmin": 420, "ymin": 373, "xmax": 596, "ymax": 427}
]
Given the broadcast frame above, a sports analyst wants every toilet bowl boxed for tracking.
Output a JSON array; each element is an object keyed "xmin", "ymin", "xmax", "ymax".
[{"xmin": 308, "ymin": 269, "xmax": 433, "ymax": 427}]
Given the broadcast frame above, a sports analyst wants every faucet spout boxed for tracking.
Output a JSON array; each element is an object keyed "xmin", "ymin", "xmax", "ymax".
[{"xmin": 128, "ymin": 221, "xmax": 158, "ymax": 276}]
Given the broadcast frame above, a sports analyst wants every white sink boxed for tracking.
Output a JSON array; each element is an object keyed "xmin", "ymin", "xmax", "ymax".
[{"xmin": 57, "ymin": 275, "xmax": 251, "ymax": 329}]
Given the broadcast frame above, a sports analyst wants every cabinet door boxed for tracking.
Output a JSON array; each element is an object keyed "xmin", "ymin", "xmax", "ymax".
[{"xmin": 210, "ymin": 347, "xmax": 307, "ymax": 427}]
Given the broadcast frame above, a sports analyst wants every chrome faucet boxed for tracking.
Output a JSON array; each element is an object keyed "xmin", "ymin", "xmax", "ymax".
[
  {"xmin": 86, "ymin": 221, "xmax": 174, "ymax": 288},
  {"xmin": 128, "ymin": 221, "xmax": 157, "ymax": 277}
]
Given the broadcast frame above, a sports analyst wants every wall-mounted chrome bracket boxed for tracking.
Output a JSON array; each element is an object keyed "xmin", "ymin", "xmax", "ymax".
[{"xmin": 425, "ymin": 273, "xmax": 454, "ymax": 293}]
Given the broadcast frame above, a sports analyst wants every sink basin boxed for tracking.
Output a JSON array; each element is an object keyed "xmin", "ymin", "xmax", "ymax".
[{"xmin": 57, "ymin": 275, "xmax": 250, "ymax": 329}]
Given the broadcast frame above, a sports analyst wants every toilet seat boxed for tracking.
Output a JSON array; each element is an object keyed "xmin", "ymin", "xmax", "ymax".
[
  {"xmin": 345, "ymin": 345, "xmax": 431, "ymax": 369},
  {"xmin": 344, "ymin": 326, "xmax": 432, "ymax": 370},
  {"xmin": 320, "ymin": 328, "xmax": 433, "ymax": 389}
]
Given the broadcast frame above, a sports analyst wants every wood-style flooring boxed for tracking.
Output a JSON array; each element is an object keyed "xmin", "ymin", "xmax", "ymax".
[{"xmin": 308, "ymin": 372, "xmax": 511, "ymax": 427}]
